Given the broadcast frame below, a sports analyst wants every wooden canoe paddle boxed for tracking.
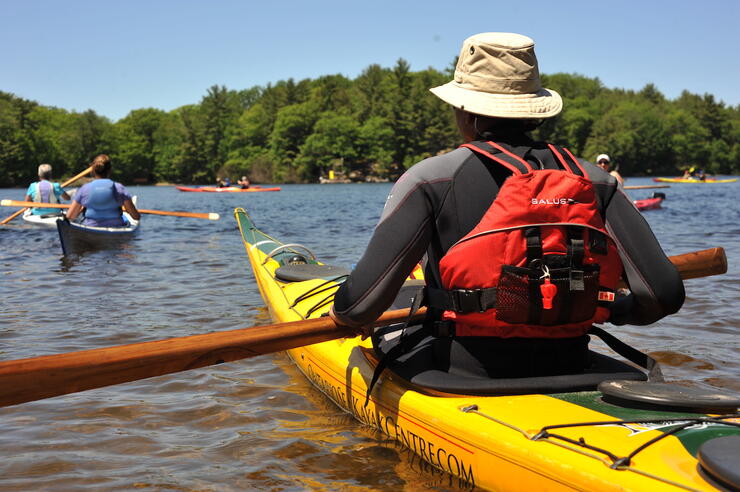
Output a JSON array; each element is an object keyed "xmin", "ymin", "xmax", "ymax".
[
  {"xmin": 0, "ymin": 165, "xmax": 93, "ymax": 225},
  {"xmin": 0, "ymin": 247, "xmax": 727, "ymax": 408},
  {"xmin": 0, "ymin": 200, "xmax": 220, "ymax": 221}
]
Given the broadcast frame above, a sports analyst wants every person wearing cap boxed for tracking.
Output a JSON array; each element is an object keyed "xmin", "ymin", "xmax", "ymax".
[
  {"xmin": 596, "ymin": 154, "xmax": 624, "ymax": 185},
  {"xmin": 329, "ymin": 33, "xmax": 683, "ymax": 377},
  {"xmin": 24, "ymin": 164, "xmax": 72, "ymax": 215}
]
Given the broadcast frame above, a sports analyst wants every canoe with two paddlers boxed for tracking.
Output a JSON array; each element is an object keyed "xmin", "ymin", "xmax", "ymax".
[
  {"xmin": 175, "ymin": 185, "xmax": 281, "ymax": 193},
  {"xmin": 56, "ymin": 197, "xmax": 140, "ymax": 255},
  {"xmin": 234, "ymin": 207, "xmax": 740, "ymax": 492}
]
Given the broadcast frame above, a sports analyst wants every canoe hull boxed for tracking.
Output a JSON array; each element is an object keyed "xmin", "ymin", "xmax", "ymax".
[
  {"xmin": 56, "ymin": 197, "xmax": 139, "ymax": 255},
  {"xmin": 57, "ymin": 218, "xmax": 138, "ymax": 255},
  {"xmin": 234, "ymin": 207, "xmax": 739, "ymax": 491},
  {"xmin": 22, "ymin": 209, "xmax": 66, "ymax": 228}
]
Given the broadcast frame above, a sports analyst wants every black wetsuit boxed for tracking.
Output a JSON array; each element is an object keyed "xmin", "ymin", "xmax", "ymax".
[{"xmin": 333, "ymin": 136, "xmax": 685, "ymax": 377}]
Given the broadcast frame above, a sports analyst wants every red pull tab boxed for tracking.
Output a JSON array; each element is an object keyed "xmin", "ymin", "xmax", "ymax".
[{"xmin": 540, "ymin": 278, "xmax": 557, "ymax": 309}]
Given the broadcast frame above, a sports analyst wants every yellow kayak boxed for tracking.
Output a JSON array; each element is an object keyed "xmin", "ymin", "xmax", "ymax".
[
  {"xmin": 653, "ymin": 177, "xmax": 738, "ymax": 183},
  {"xmin": 235, "ymin": 207, "xmax": 740, "ymax": 491}
]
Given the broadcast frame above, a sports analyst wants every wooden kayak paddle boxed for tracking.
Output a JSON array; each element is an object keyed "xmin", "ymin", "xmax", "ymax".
[
  {"xmin": 0, "ymin": 247, "xmax": 727, "ymax": 408},
  {"xmin": 623, "ymin": 185, "xmax": 670, "ymax": 190},
  {"xmin": 0, "ymin": 200, "xmax": 220, "ymax": 221},
  {"xmin": 0, "ymin": 165, "xmax": 93, "ymax": 225}
]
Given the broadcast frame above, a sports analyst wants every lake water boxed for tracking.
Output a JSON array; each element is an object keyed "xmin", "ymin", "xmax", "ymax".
[{"xmin": 0, "ymin": 179, "xmax": 738, "ymax": 491}]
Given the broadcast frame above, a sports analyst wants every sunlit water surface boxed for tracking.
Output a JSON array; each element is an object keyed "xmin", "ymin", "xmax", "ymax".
[{"xmin": 0, "ymin": 179, "xmax": 737, "ymax": 490}]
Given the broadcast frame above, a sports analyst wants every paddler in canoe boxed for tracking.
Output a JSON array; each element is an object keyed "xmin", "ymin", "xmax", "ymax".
[
  {"xmin": 65, "ymin": 154, "xmax": 140, "ymax": 226},
  {"xmin": 329, "ymin": 32, "xmax": 684, "ymax": 381},
  {"xmin": 24, "ymin": 163, "xmax": 72, "ymax": 216}
]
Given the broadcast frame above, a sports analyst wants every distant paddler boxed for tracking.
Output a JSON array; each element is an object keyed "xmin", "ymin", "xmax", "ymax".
[
  {"xmin": 65, "ymin": 154, "xmax": 140, "ymax": 227},
  {"xmin": 596, "ymin": 154, "xmax": 625, "ymax": 186},
  {"xmin": 0, "ymin": 163, "xmax": 90, "ymax": 225}
]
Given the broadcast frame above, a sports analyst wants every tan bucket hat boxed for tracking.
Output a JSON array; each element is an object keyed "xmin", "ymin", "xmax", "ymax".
[{"xmin": 430, "ymin": 32, "xmax": 562, "ymax": 119}]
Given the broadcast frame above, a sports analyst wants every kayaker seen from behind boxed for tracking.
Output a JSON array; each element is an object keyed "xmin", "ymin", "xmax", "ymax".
[
  {"xmin": 238, "ymin": 176, "xmax": 251, "ymax": 189},
  {"xmin": 24, "ymin": 164, "xmax": 71, "ymax": 216},
  {"xmin": 596, "ymin": 154, "xmax": 624, "ymax": 185},
  {"xmin": 329, "ymin": 32, "xmax": 684, "ymax": 379},
  {"xmin": 65, "ymin": 154, "xmax": 140, "ymax": 226}
]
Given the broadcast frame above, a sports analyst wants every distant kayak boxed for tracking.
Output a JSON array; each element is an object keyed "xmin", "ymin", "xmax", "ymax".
[
  {"xmin": 653, "ymin": 177, "xmax": 738, "ymax": 184},
  {"xmin": 176, "ymin": 186, "xmax": 281, "ymax": 193},
  {"xmin": 633, "ymin": 192, "xmax": 664, "ymax": 211}
]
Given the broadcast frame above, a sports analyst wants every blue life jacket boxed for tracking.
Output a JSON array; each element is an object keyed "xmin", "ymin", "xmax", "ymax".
[
  {"xmin": 83, "ymin": 179, "xmax": 122, "ymax": 222},
  {"xmin": 31, "ymin": 181, "xmax": 60, "ymax": 215}
]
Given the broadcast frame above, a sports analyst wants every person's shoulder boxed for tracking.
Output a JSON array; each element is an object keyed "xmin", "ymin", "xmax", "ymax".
[
  {"xmin": 114, "ymin": 181, "xmax": 132, "ymax": 194},
  {"xmin": 576, "ymin": 157, "xmax": 620, "ymax": 188},
  {"xmin": 404, "ymin": 147, "xmax": 472, "ymax": 181}
]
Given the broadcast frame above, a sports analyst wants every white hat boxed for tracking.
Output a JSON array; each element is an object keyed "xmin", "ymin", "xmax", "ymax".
[
  {"xmin": 596, "ymin": 154, "xmax": 610, "ymax": 163},
  {"xmin": 430, "ymin": 32, "xmax": 562, "ymax": 119}
]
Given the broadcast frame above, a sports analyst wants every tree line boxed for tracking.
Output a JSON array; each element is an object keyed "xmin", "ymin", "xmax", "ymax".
[{"xmin": 1, "ymin": 61, "xmax": 738, "ymax": 187}]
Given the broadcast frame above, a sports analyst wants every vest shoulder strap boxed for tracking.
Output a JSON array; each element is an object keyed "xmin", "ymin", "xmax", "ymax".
[
  {"xmin": 462, "ymin": 141, "xmax": 531, "ymax": 175},
  {"xmin": 463, "ymin": 140, "xmax": 587, "ymax": 177},
  {"xmin": 547, "ymin": 144, "xmax": 587, "ymax": 177}
]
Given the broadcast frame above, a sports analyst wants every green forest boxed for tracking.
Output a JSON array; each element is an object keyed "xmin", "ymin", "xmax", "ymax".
[{"xmin": 1, "ymin": 60, "xmax": 738, "ymax": 187}]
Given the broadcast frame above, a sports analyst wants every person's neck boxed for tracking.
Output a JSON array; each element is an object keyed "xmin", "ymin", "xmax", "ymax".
[{"xmin": 478, "ymin": 130, "xmax": 533, "ymax": 145}]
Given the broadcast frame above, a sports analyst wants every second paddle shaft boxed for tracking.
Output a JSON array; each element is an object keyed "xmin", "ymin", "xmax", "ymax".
[{"xmin": 0, "ymin": 200, "xmax": 220, "ymax": 221}]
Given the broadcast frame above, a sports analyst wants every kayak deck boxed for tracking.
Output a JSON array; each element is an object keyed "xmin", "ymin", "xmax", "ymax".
[{"xmin": 234, "ymin": 207, "xmax": 740, "ymax": 491}]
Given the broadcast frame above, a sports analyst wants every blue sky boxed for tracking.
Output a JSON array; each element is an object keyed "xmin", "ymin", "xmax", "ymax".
[{"xmin": 2, "ymin": 0, "xmax": 738, "ymax": 122}]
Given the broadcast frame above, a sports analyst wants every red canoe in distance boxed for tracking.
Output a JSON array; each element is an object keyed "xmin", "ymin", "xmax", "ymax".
[{"xmin": 176, "ymin": 186, "xmax": 281, "ymax": 193}]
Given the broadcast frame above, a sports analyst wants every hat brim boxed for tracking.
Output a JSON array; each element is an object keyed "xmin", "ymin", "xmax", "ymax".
[{"xmin": 430, "ymin": 81, "xmax": 562, "ymax": 119}]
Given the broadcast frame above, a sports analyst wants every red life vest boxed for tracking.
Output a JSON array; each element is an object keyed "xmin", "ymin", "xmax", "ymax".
[{"xmin": 432, "ymin": 141, "xmax": 623, "ymax": 338}]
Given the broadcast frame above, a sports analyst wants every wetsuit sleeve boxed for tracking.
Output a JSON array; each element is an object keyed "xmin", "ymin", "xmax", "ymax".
[
  {"xmin": 605, "ymin": 187, "xmax": 685, "ymax": 325},
  {"xmin": 332, "ymin": 174, "xmax": 435, "ymax": 327}
]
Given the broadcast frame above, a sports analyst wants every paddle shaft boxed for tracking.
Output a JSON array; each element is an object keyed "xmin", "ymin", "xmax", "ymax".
[
  {"xmin": 0, "ymin": 308, "xmax": 424, "ymax": 408},
  {"xmin": 0, "ymin": 165, "xmax": 93, "ymax": 225},
  {"xmin": 613, "ymin": 247, "xmax": 726, "ymax": 289},
  {"xmin": 623, "ymin": 185, "xmax": 670, "ymax": 190},
  {"xmin": 0, "ymin": 200, "xmax": 219, "ymax": 221},
  {"xmin": 0, "ymin": 247, "xmax": 726, "ymax": 408}
]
